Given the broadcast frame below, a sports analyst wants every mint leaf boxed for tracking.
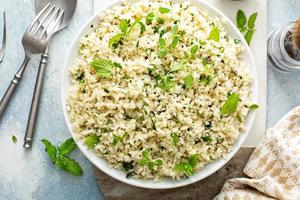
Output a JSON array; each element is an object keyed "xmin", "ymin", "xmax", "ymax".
[
  {"xmin": 146, "ymin": 12, "xmax": 155, "ymax": 25},
  {"xmin": 119, "ymin": 19, "xmax": 128, "ymax": 33},
  {"xmin": 172, "ymin": 24, "xmax": 178, "ymax": 35},
  {"xmin": 112, "ymin": 133, "xmax": 126, "ymax": 146},
  {"xmin": 84, "ymin": 134, "xmax": 100, "ymax": 148},
  {"xmin": 201, "ymin": 135, "xmax": 212, "ymax": 142},
  {"xmin": 41, "ymin": 139, "xmax": 57, "ymax": 163},
  {"xmin": 174, "ymin": 154, "xmax": 198, "ymax": 176},
  {"xmin": 90, "ymin": 59, "xmax": 114, "ymax": 78},
  {"xmin": 139, "ymin": 149, "xmax": 163, "ymax": 171},
  {"xmin": 12, "ymin": 135, "xmax": 17, "ymax": 144},
  {"xmin": 248, "ymin": 12, "xmax": 258, "ymax": 29},
  {"xmin": 158, "ymin": 49, "xmax": 167, "ymax": 57},
  {"xmin": 170, "ymin": 62, "xmax": 184, "ymax": 72},
  {"xmin": 236, "ymin": 10, "xmax": 247, "ymax": 28},
  {"xmin": 190, "ymin": 45, "xmax": 198, "ymax": 55},
  {"xmin": 245, "ymin": 30, "xmax": 254, "ymax": 45},
  {"xmin": 159, "ymin": 7, "xmax": 170, "ymax": 14},
  {"xmin": 158, "ymin": 76, "xmax": 174, "ymax": 91},
  {"xmin": 209, "ymin": 27, "xmax": 220, "ymax": 42},
  {"xmin": 58, "ymin": 138, "xmax": 77, "ymax": 156},
  {"xmin": 138, "ymin": 22, "xmax": 146, "ymax": 34},
  {"xmin": 156, "ymin": 17, "xmax": 164, "ymax": 24},
  {"xmin": 56, "ymin": 156, "xmax": 83, "ymax": 176},
  {"xmin": 188, "ymin": 154, "xmax": 198, "ymax": 168},
  {"xmin": 184, "ymin": 73, "xmax": 194, "ymax": 89},
  {"xmin": 220, "ymin": 93, "xmax": 240, "ymax": 115},
  {"xmin": 249, "ymin": 104, "xmax": 259, "ymax": 110},
  {"xmin": 108, "ymin": 33, "xmax": 124, "ymax": 49},
  {"xmin": 171, "ymin": 132, "xmax": 178, "ymax": 145},
  {"xmin": 159, "ymin": 37, "xmax": 166, "ymax": 48}
]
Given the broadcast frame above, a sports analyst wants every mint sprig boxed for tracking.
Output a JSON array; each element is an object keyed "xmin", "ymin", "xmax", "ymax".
[
  {"xmin": 220, "ymin": 93, "xmax": 240, "ymax": 115},
  {"xmin": 174, "ymin": 154, "xmax": 198, "ymax": 176},
  {"xmin": 139, "ymin": 149, "xmax": 163, "ymax": 171},
  {"xmin": 41, "ymin": 138, "xmax": 83, "ymax": 176},
  {"xmin": 236, "ymin": 10, "xmax": 258, "ymax": 45}
]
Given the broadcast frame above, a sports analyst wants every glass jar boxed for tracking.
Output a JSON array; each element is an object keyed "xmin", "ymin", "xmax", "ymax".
[{"xmin": 268, "ymin": 22, "xmax": 300, "ymax": 72}]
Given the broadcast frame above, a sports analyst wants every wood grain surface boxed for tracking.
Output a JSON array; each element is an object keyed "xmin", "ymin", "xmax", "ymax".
[{"xmin": 94, "ymin": 148, "xmax": 254, "ymax": 200}]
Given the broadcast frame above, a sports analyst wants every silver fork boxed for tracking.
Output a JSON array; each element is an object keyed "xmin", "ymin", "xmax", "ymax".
[
  {"xmin": 0, "ymin": 4, "xmax": 64, "ymax": 118},
  {"xmin": 0, "ymin": 12, "xmax": 6, "ymax": 63}
]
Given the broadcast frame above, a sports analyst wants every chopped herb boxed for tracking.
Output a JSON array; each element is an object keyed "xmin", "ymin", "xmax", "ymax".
[
  {"xmin": 171, "ymin": 37, "xmax": 179, "ymax": 48},
  {"xmin": 171, "ymin": 132, "xmax": 178, "ymax": 145},
  {"xmin": 112, "ymin": 133, "xmax": 126, "ymax": 146},
  {"xmin": 90, "ymin": 59, "xmax": 114, "ymax": 78},
  {"xmin": 172, "ymin": 24, "xmax": 178, "ymax": 34},
  {"xmin": 124, "ymin": 74, "xmax": 130, "ymax": 79},
  {"xmin": 119, "ymin": 19, "xmax": 129, "ymax": 33},
  {"xmin": 184, "ymin": 73, "xmax": 194, "ymax": 89},
  {"xmin": 12, "ymin": 135, "xmax": 17, "ymax": 144},
  {"xmin": 220, "ymin": 93, "xmax": 240, "ymax": 115},
  {"xmin": 152, "ymin": 26, "xmax": 160, "ymax": 33},
  {"xmin": 146, "ymin": 12, "xmax": 155, "ymax": 25},
  {"xmin": 139, "ymin": 149, "xmax": 163, "ymax": 171},
  {"xmin": 108, "ymin": 33, "xmax": 124, "ymax": 49},
  {"xmin": 159, "ymin": 7, "xmax": 170, "ymax": 14},
  {"xmin": 209, "ymin": 27, "xmax": 220, "ymax": 42},
  {"xmin": 249, "ymin": 104, "xmax": 259, "ymax": 110},
  {"xmin": 113, "ymin": 62, "xmax": 122, "ymax": 68},
  {"xmin": 158, "ymin": 76, "xmax": 174, "ymax": 91},
  {"xmin": 190, "ymin": 44, "xmax": 199, "ymax": 56},
  {"xmin": 170, "ymin": 62, "xmax": 184, "ymax": 72},
  {"xmin": 158, "ymin": 49, "xmax": 168, "ymax": 57},
  {"xmin": 244, "ymin": 30, "xmax": 254, "ymax": 45},
  {"xmin": 41, "ymin": 138, "xmax": 83, "ymax": 176},
  {"xmin": 201, "ymin": 135, "xmax": 212, "ymax": 142},
  {"xmin": 84, "ymin": 134, "xmax": 100, "ymax": 148},
  {"xmin": 248, "ymin": 13, "xmax": 258, "ymax": 29},
  {"xmin": 159, "ymin": 37, "xmax": 166, "ymax": 48},
  {"xmin": 236, "ymin": 10, "xmax": 247, "ymax": 29},
  {"xmin": 156, "ymin": 17, "xmax": 164, "ymax": 24},
  {"xmin": 174, "ymin": 154, "xmax": 198, "ymax": 176},
  {"xmin": 199, "ymin": 75, "xmax": 213, "ymax": 85},
  {"xmin": 138, "ymin": 22, "xmax": 146, "ymax": 34}
]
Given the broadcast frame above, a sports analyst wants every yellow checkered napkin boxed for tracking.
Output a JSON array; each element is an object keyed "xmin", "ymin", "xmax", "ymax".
[{"xmin": 214, "ymin": 106, "xmax": 300, "ymax": 200}]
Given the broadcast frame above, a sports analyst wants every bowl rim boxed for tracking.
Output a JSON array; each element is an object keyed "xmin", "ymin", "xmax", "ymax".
[{"xmin": 60, "ymin": 0, "xmax": 258, "ymax": 189}]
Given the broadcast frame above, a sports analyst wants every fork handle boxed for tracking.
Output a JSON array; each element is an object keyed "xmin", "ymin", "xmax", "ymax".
[
  {"xmin": 0, "ymin": 57, "xmax": 30, "ymax": 118},
  {"xmin": 24, "ymin": 50, "xmax": 48, "ymax": 148}
]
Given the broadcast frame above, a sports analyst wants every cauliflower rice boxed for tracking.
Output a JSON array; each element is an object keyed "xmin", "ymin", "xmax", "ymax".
[{"xmin": 67, "ymin": 0, "xmax": 254, "ymax": 180}]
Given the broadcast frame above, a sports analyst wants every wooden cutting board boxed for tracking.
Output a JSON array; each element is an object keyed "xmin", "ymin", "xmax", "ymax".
[{"xmin": 95, "ymin": 148, "xmax": 254, "ymax": 200}]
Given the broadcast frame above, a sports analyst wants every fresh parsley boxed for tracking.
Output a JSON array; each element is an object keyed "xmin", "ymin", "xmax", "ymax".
[
  {"xmin": 236, "ymin": 10, "xmax": 258, "ymax": 45},
  {"xmin": 84, "ymin": 134, "xmax": 100, "ymax": 148},
  {"xmin": 12, "ymin": 135, "xmax": 17, "ymax": 144},
  {"xmin": 220, "ymin": 93, "xmax": 240, "ymax": 115},
  {"xmin": 171, "ymin": 132, "xmax": 178, "ymax": 145},
  {"xmin": 209, "ymin": 27, "xmax": 220, "ymax": 42},
  {"xmin": 159, "ymin": 7, "xmax": 170, "ymax": 14},
  {"xmin": 139, "ymin": 149, "xmax": 163, "ymax": 171},
  {"xmin": 174, "ymin": 154, "xmax": 198, "ymax": 176},
  {"xmin": 41, "ymin": 138, "xmax": 83, "ymax": 176}
]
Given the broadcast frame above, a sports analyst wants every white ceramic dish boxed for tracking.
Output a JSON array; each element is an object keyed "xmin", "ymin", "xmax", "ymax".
[{"xmin": 61, "ymin": 0, "xmax": 258, "ymax": 189}]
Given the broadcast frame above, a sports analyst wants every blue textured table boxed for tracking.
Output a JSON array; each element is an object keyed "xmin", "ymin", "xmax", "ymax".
[{"xmin": 0, "ymin": 0, "xmax": 299, "ymax": 199}]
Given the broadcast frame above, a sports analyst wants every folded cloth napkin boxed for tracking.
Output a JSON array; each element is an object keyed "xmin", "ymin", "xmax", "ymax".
[{"xmin": 214, "ymin": 106, "xmax": 300, "ymax": 200}]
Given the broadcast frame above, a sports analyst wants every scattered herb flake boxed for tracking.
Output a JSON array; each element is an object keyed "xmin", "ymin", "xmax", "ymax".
[
  {"xmin": 249, "ymin": 104, "xmax": 259, "ymax": 110},
  {"xmin": 146, "ymin": 12, "xmax": 155, "ymax": 25},
  {"xmin": 171, "ymin": 132, "xmax": 178, "ymax": 145},
  {"xmin": 201, "ymin": 135, "xmax": 212, "ymax": 142},
  {"xmin": 84, "ymin": 134, "xmax": 100, "ymax": 148},
  {"xmin": 159, "ymin": 7, "xmax": 170, "ymax": 14},
  {"xmin": 12, "ymin": 135, "xmax": 17, "ymax": 144},
  {"xmin": 209, "ymin": 27, "xmax": 220, "ymax": 42},
  {"xmin": 184, "ymin": 73, "xmax": 194, "ymax": 89},
  {"xmin": 220, "ymin": 93, "xmax": 240, "ymax": 115}
]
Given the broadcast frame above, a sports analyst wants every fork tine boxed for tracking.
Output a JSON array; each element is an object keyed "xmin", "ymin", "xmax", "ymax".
[
  {"xmin": 33, "ymin": 5, "xmax": 56, "ymax": 34},
  {"xmin": 46, "ymin": 10, "xmax": 64, "ymax": 38},
  {"xmin": 28, "ymin": 3, "xmax": 51, "ymax": 32},
  {"xmin": 38, "ymin": 8, "xmax": 61, "ymax": 38}
]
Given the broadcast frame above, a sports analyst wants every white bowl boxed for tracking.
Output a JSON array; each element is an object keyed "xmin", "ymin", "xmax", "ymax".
[{"xmin": 61, "ymin": 0, "xmax": 258, "ymax": 189}]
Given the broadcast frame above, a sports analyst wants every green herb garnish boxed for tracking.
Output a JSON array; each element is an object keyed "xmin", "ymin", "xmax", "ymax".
[
  {"xmin": 201, "ymin": 135, "xmax": 212, "ymax": 142},
  {"xmin": 156, "ymin": 17, "xmax": 164, "ymax": 24},
  {"xmin": 112, "ymin": 133, "xmax": 127, "ymax": 146},
  {"xmin": 119, "ymin": 19, "xmax": 129, "ymax": 33},
  {"xmin": 139, "ymin": 149, "xmax": 163, "ymax": 171},
  {"xmin": 170, "ymin": 62, "xmax": 184, "ymax": 72},
  {"xmin": 159, "ymin": 7, "xmax": 170, "ymax": 14},
  {"xmin": 220, "ymin": 93, "xmax": 240, "ymax": 115},
  {"xmin": 171, "ymin": 132, "xmax": 178, "ymax": 145},
  {"xmin": 158, "ymin": 76, "xmax": 174, "ymax": 91},
  {"xmin": 159, "ymin": 37, "xmax": 166, "ymax": 48},
  {"xmin": 84, "ymin": 134, "xmax": 100, "ymax": 148},
  {"xmin": 190, "ymin": 44, "xmax": 199, "ymax": 57},
  {"xmin": 249, "ymin": 104, "xmax": 259, "ymax": 110},
  {"xmin": 236, "ymin": 10, "xmax": 258, "ymax": 45},
  {"xmin": 90, "ymin": 59, "xmax": 115, "ymax": 78},
  {"xmin": 158, "ymin": 49, "xmax": 168, "ymax": 57},
  {"xmin": 209, "ymin": 27, "xmax": 220, "ymax": 42},
  {"xmin": 108, "ymin": 33, "xmax": 124, "ymax": 49},
  {"xmin": 183, "ymin": 73, "xmax": 194, "ymax": 89},
  {"xmin": 41, "ymin": 138, "xmax": 83, "ymax": 176},
  {"xmin": 174, "ymin": 154, "xmax": 198, "ymax": 176},
  {"xmin": 12, "ymin": 135, "xmax": 17, "ymax": 144},
  {"xmin": 199, "ymin": 75, "xmax": 213, "ymax": 85},
  {"xmin": 146, "ymin": 12, "xmax": 155, "ymax": 25}
]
